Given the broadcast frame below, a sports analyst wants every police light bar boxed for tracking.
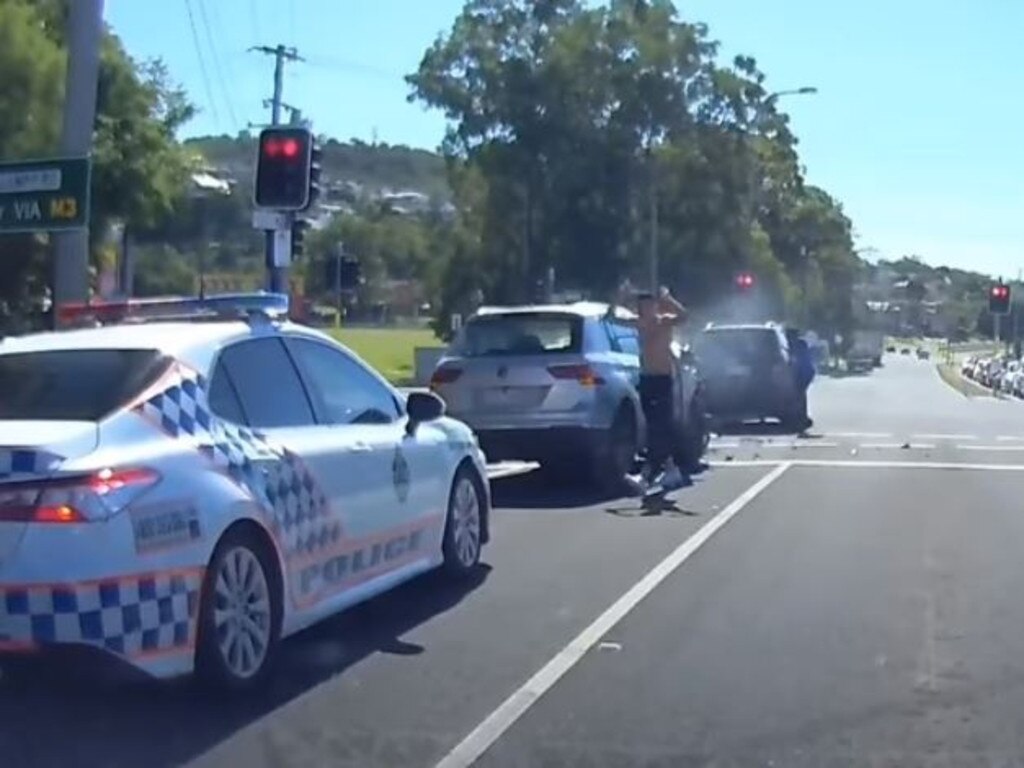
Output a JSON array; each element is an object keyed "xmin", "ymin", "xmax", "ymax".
[{"xmin": 57, "ymin": 293, "xmax": 290, "ymax": 326}]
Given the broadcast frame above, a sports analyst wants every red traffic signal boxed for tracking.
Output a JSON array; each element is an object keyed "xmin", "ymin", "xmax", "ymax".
[
  {"xmin": 735, "ymin": 272, "xmax": 755, "ymax": 290},
  {"xmin": 255, "ymin": 127, "xmax": 313, "ymax": 210},
  {"xmin": 262, "ymin": 136, "xmax": 301, "ymax": 160},
  {"xmin": 990, "ymin": 283, "xmax": 1011, "ymax": 315}
]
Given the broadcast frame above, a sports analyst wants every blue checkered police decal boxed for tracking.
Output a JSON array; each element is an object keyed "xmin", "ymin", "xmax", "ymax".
[
  {"xmin": 0, "ymin": 449, "xmax": 62, "ymax": 480},
  {"xmin": 0, "ymin": 570, "xmax": 201, "ymax": 655},
  {"xmin": 133, "ymin": 365, "xmax": 342, "ymax": 557}
]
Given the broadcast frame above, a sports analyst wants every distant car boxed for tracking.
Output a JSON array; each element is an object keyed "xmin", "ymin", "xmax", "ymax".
[
  {"xmin": 0, "ymin": 294, "xmax": 490, "ymax": 689},
  {"xmin": 694, "ymin": 323, "xmax": 805, "ymax": 430},
  {"xmin": 885, "ymin": 345, "xmax": 897, "ymax": 353},
  {"xmin": 916, "ymin": 348, "xmax": 930, "ymax": 360},
  {"xmin": 430, "ymin": 302, "xmax": 708, "ymax": 490},
  {"xmin": 900, "ymin": 348, "xmax": 911, "ymax": 355},
  {"xmin": 961, "ymin": 356, "xmax": 978, "ymax": 378}
]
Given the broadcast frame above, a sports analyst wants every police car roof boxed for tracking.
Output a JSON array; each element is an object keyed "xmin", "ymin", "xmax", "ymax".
[{"xmin": 0, "ymin": 320, "xmax": 326, "ymax": 358}]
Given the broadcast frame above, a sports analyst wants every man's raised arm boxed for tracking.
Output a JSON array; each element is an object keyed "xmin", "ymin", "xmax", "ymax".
[{"xmin": 657, "ymin": 287, "xmax": 688, "ymax": 324}]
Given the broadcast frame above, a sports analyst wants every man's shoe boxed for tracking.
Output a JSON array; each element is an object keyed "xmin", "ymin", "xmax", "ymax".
[{"xmin": 623, "ymin": 473, "xmax": 648, "ymax": 497}]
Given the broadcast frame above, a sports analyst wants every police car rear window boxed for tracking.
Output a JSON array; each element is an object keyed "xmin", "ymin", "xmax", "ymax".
[
  {"xmin": 456, "ymin": 313, "xmax": 582, "ymax": 357},
  {"xmin": 0, "ymin": 349, "xmax": 170, "ymax": 421}
]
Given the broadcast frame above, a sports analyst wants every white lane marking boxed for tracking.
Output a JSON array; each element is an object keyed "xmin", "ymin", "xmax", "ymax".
[
  {"xmin": 433, "ymin": 462, "xmax": 793, "ymax": 768},
  {"xmin": 711, "ymin": 458, "xmax": 1024, "ymax": 471},
  {"xmin": 957, "ymin": 445, "xmax": 1024, "ymax": 452},
  {"xmin": 860, "ymin": 442, "xmax": 936, "ymax": 450},
  {"xmin": 761, "ymin": 441, "xmax": 840, "ymax": 449},
  {"xmin": 790, "ymin": 459, "xmax": 1024, "ymax": 472},
  {"xmin": 913, "ymin": 434, "xmax": 977, "ymax": 441},
  {"xmin": 486, "ymin": 462, "xmax": 539, "ymax": 480},
  {"xmin": 997, "ymin": 436, "xmax": 1024, "ymax": 442},
  {"xmin": 708, "ymin": 441, "xmax": 741, "ymax": 449},
  {"xmin": 825, "ymin": 432, "xmax": 892, "ymax": 439},
  {"xmin": 708, "ymin": 460, "xmax": 781, "ymax": 467}
]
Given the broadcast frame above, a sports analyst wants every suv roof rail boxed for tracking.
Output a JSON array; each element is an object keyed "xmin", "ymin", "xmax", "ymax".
[{"xmin": 57, "ymin": 292, "xmax": 290, "ymax": 328}]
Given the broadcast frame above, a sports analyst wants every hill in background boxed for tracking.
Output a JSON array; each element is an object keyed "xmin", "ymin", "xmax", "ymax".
[{"xmin": 185, "ymin": 134, "xmax": 451, "ymax": 200}]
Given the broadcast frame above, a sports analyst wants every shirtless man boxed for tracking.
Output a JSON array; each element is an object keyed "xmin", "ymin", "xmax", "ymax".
[{"xmin": 611, "ymin": 285, "xmax": 692, "ymax": 494}]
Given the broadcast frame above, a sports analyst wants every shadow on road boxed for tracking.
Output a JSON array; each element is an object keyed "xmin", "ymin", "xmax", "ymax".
[
  {"xmin": 490, "ymin": 469, "xmax": 616, "ymax": 510},
  {"xmin": 0, "ymin": 566, "xmax": 491, "ymax": 768},
  {"xmin": 491, "ymin": 462, "xmax": 712, "ymax": 512},
  {"xmin": 825, "ymin": 367, "xmax": 871, "ymax": 379},
  {"xmin": 714, "ymin": 421, "xmax": 804, "ymax": 438}
]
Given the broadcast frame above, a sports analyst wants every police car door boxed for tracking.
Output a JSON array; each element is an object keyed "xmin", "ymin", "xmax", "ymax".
[
  {"xmin": 284, "ymin": 337, "xmax": 444, "ymax": 559},
  {"xmin": 207, "ymin": 337, "xmax": 360, "ymax": 609}
]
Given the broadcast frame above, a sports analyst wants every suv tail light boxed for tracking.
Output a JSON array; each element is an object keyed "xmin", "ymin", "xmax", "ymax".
[
  {"xmin": 430, "ymin": 365, "xmax": 463, "ymax": 388},
  {"xmin": 547, "ymin": 364, "xmax": 605, "ymax": 387},
  {"xmin": 0, "ymin": 468, "xmax": 160, "ymax": 524}
]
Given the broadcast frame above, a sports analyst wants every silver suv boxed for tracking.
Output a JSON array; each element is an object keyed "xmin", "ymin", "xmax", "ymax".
[{"xmin": 430, "ymin": 302, "xmax": 707, "ymax": 490}]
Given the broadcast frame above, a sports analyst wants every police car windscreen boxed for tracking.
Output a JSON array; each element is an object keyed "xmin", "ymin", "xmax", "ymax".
[
  {"xmin": 0, "ymin": 349, "xmax": 171, "ymax": 421},
  {"xmin": 456, "ymin": 313, "xmax": 582, "ymax": 357}
]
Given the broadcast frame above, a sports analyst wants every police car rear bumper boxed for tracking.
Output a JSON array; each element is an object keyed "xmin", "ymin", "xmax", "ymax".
[{"xmin": 0, "ymin": 521, "xmax": 205, "ymax": 679}]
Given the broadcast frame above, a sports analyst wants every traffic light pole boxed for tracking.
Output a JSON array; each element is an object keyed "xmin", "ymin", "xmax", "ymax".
[
  {"xmin": 251, "ymin": 44, "xmax": 302, "ymax": 295},
  {"xmin": 53, "ymin": 0, "xmax": 104, "ymax": 327}
]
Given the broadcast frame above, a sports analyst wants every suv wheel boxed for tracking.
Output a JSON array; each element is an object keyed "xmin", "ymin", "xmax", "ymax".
[
  {"xmin": 590, "ymin": 406, "xmax": 637, "ymax": 492},
  {"xmin": 677, "ymin": 392, "xmax": 709, "ymax": 469}
]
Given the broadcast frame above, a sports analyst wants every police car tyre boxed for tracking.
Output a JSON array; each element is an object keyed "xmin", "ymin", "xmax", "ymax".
[
  {"xmin": 443, "ymin": 467, "xmax": 484, "ymax": 576},
  {"xmin": 195, "ymin": 526, "xmax": 282, "ymax": 690}
]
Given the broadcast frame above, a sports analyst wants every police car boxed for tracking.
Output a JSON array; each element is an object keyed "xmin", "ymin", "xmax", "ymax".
[{"xmin": 0, "ymin": 294, "xmax": 489, "ymax": 689}]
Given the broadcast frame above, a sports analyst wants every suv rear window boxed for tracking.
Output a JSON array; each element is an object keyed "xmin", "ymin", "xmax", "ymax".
[
  {"xmin": 0, "ymin": 349, "xmax": 170, "ymax": 421},
  {"xmin": 455, "ymin": 313, "xmax": 582, "ymax": 357},
  {"xmin": 697, "ymin": 329, "xmax": 784, "ymax": 368}
]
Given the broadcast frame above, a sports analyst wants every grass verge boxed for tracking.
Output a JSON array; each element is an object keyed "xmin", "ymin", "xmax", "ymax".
[{"xmin": 328, "ymin": 327, "xmax": 443, "ymax": 385}]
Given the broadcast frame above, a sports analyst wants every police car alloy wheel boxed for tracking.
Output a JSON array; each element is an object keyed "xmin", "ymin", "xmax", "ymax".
[
  {"xmin": 196, "ymin": 530, "xmax": 281, "ymax": 689},
  {"xmin": 444, "ymin": 470, "xmax": 482, "ymax": 574}
]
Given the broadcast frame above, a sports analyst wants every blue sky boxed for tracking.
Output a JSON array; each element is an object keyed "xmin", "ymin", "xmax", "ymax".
[{"xmin": 106, "ymin": 0, "xmax": 1024, "ymax": 278}]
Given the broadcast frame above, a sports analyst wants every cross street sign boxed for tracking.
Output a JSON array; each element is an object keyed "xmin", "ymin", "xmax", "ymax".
[{"xmin": 0, "ymin": 157, "xmax": 91, "ymax": 234}]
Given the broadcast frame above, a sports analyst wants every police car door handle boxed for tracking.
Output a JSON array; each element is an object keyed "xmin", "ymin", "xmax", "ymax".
[{"xmin": 349, "ymin": 442, "xmax": 373, "ymax": 453}]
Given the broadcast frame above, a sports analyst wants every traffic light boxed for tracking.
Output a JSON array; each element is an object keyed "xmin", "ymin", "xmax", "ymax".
[
  {"xmin": 990, "ymin": 283, "xmax": 1011, "ymax": 315},
  {"xmin": 308, "ymin": 138, "xmax": 322, "ymax": 209},
  {"xmin": 325, "ymin": 255, "xmax": 362, "ymax": 291},
  {"xmin": 735, "ymin": 272, "xmax": 755, "ymax": 291},
  {"xmin": 339, "ymin": 256, "xmax": 361, "ymax": 290},
  {"xmin": 254, "ymin": 127, "xmax": 313, "ymax": 210},
  {"xmin": 291, "ymin": 218, "xmax": 310, "ymax": 261}
]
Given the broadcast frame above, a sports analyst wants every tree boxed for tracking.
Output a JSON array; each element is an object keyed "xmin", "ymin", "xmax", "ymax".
[{"xmin": 0, "ymin": 0, "xmax": 195, "ymax": 330}]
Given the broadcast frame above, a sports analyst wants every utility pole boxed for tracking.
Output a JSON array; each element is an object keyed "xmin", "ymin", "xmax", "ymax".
[
  {"xmin": 250, "ymin": 44, "xmax": 303, "ymax": 293},
  {"xmin": 53, "ymin": 0, "xmax": 104, "ymax": 326},
  {"xmin": 649, "ymin": 147, "xmax": 659, "ymax": 292}
]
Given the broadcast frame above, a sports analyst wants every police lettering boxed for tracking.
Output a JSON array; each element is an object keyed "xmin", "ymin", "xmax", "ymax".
[{"xmin": 299, "ymin": 528, "xmax": 425, "ymax": 595}]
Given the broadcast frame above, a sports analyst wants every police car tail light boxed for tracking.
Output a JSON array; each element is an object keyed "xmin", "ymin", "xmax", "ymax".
[
  {"xmin": 30, "ymin": 467, "xmax": 160, "ymax": 523},
  {"xmin": 430, "ymin": 365, "xmax": 463, "ymax": 388},
  {"xmin": 547, "ymin": 364, "xmax": 605, "ymax": 387}
]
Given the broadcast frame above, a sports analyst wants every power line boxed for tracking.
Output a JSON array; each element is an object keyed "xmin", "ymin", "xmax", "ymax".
[
  {"xmin": 183, "ymin": 0, "xmax": 221, "ymax": 127},
  {"xmin": 196, "ymin": 0, "xmax": 239, "ymax": 129},
  {"xmin": 304, "ymin": 54, "xmax": 401, "ymax": 80}
]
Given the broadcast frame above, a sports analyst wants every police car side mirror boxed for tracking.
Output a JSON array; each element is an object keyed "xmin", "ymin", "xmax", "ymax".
[{"xmin": 406, "ymin": 391, "xmax": 445, "ymax": 435}]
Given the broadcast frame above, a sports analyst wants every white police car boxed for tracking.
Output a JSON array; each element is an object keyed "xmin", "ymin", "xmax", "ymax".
[{"xmin": 0, "ymin": 294, "xmax": 489, "ymax": 689}]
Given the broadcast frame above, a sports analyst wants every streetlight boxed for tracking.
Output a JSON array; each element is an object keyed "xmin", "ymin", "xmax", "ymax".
[
  {"xmin": 765, "ymin": 86, "xmax": 818, "ymax": 103},
  {"xmin": 747, "ymin": 85, "xmax": 818, "ymax": 224}
]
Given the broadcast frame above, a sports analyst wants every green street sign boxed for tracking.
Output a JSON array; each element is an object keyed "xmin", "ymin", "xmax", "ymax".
[{"xmin": 0, "ymin": 156, "xmax": 91, "ymax": 234}]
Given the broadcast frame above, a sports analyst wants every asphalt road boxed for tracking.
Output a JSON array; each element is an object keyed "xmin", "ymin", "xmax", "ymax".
[{"xmin": 6, "ymin": 352, "xmax": 1024, "ymax": 767}]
